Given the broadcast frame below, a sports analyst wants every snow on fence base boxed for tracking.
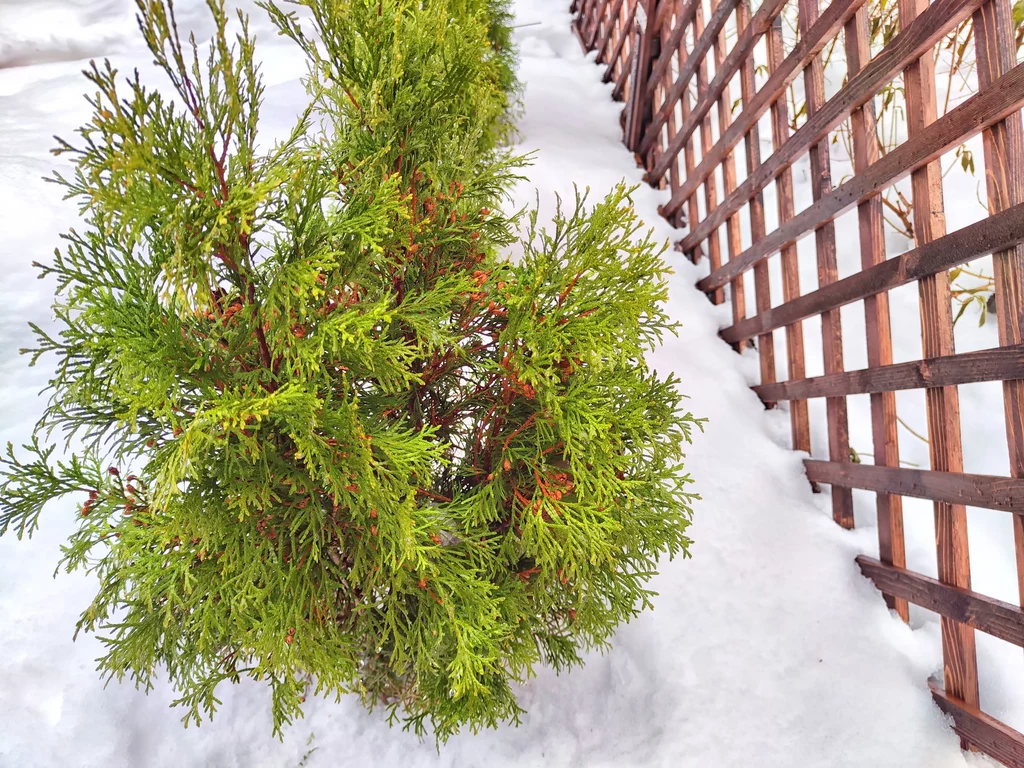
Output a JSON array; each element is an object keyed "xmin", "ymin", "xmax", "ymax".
[{"xmin": 572, "ymin": 0, "xmax": 1024, "ymax": 764}]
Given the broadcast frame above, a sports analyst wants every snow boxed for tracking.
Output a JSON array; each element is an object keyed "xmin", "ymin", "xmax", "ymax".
[
  {"xmin": 0, "ymin": 1, "xmax": 1007, "ymax": 765},
  {"xmin": 0, "ymin": 0, "xmax": 286, "ymax": 68}
]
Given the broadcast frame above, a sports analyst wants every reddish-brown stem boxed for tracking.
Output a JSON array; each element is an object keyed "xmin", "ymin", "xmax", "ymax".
[
  {"xmin": 558, "ymin": 272, "xmax": 583, "ymax": 306},
  {"xmin": 343, "ymin": 87, "xmax": 361, "ymax": 111},
  {"xmin": 503, "ymin": 411, "xmax": 537, "ymax": 453},
  {"xmin": 416, "ymin": 488, "xmax": 452, "ymax": 503}
]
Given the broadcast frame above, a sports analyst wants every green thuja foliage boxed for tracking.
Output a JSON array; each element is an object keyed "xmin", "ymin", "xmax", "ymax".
[{"xmin": 0, "ymin": 0, "xmax": 701, "ymax": 742}]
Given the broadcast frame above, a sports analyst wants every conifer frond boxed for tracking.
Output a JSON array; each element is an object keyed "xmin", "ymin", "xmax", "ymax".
[{"xmin": 1, "ymin": 0, "xmax": 701, "ymax": 743}]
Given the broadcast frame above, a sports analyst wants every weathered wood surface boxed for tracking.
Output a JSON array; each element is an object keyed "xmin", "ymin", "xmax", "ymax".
[
  {"xmin": 929, "ymin": 679, "xmax": 1024, "ymax": 768},
  {"xmin": 737, "ymin": 0, "xmax": 773, "ymax": 377},
  {"xmin": 721, "ymin": 201, "xmax": 1024, "ymax": 343},
  {"xmin": 807, "ymin": 462, "xmax": 1024, "ymax": 512},
  {"xmin": 844, "ymin": 3, "xmax": 906, "ymax": 617},
  {"xmin": 974, "ymin": 0, "xmax": 1024, "ymax": 623},
  {"xmin": 697, "ymin": 61, "xmax": 1024, "ymax": 294},
  {"xmin": 899, "ymin": 0, "xmax": 979, "ymax": 716},
  {"xmin": 754, "ymin": 345, "xmax": 1024, "ymax": 401},
  {"xmin": 766, "ymin": 15, "xmax": 811, "ymax": 455},
  {"xmin": 858, "ymin": 557, "xmax": 1024, "ymax": 647},
  {"xmin": 798, "ymin": 0, "xmax": 853, "ymax": 529}
]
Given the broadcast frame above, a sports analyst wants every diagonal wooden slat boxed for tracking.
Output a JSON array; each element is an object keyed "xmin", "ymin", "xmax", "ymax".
[
  {"xmin": 929, "ymin": 679, "xmax": 1024, "ymax": 768},
  {"xmin": 696, "ymin": 62, "xmax": 1024, "ymax": 294},
  {"xmin": 642, "ymin": 0, "xmax": 707, "ymax": 102},
  {"xmin": 638, "ymin": 0, "xmax": 789, "ymax": 158},
  {"xmin": 720, "ymin": 199, "xmax": 1024, "ymax": 343},
  {"xmin": 603, "ymin": 0, "xmax": 640, "ymax": 86},
  {"xmin": 858, "ymin": 558, "xmax": 1024, "ymax": 645},
  {"xmin": 666, "ymin": 0, "xmax": 987, "ymax": 226},
  {"xmin": 754, "ymin": 345, "xmax": 1024, "ymax": 401},
  {"xmin": 595, "ymin": 0, "xmax": 628, "ymax": 62},
  {"xmin": 807, "ymin": 465, "xmax": 1024, "ymax": 512},
  {"xmin": 933, "ymin": 679, "xmax": 1024, "ymax": 768}
]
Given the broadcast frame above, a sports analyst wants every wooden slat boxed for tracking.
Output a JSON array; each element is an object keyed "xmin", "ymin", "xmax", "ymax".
[
  {"xmin": 799, "ymin": 0, "xmax": 853, "ymax": 530},
  {"xmin": 737, "ymin": 0, "xmax": 771, "ymax": 373},
  {"xmin": 645, "ymin": 3, "xmax": 674, "ymax": 178},
  {"xmin": 844, "ymin": 3, "xmax": 906, "ymax": 619},
  {"xmin": 638, "ymin": 0, "xmax": 788, "ymax": 157},
  {"xmin": 651, "ymin": 0, "xmax": 675, "ymax": 33},
  {"xmin": 670, "ymin": 0, "xmax": 986, "ymax": 234},
  {"xmin": 642, "ymin": 0, "xmax": 699, "ymax": 102},
  {"xmin": 696, "ymin": 62, "xmax": 1024, "ymax": 294},
  {"xmin": 573, "ymin": 12, "xmax": 589, "ymax": 48},
  {"xmin": 579, "ymin": 0, "xmax": 601, "ymax": 49},
  {"xmin": 596, "ymin": 0, "xmax": 628, "ymax": 63},
  {"xmin": 900, "ymin": 0, "xmax": 979, "ymax": 717},
  {"xmin": 658, "ymin": 1, "xmax": 689, "ymax": 186},
  {"xmin": 612, "ymin": 23, "xmax": 639, "ymax": 101},
  {"xmin": 644, "ymin": 0, "xmax": 736, "ymax": 112},
  {"xmin": 857, "ymin": 557, "xmax": 1024, "ymax": 646},
  {"xmin": 625, "ymin": 0, "xmax": 659, "ymax": 150},
  {"xmin": 572, "ymin": 0, "xmax": 586, "ymax": 33},
  {"xmin": 806, "ymin": 463, "xmax": 1024, "ymax": 512},
  {"xmin": 711, "ymin": 0, "xmax": 747, "ymax": 341},
  {"xmin": 655, "ymin": 0, "xmax": 866, "ymax": 192},
  {"xmin": 604, "ymin": 0, "xmax": 639, "ymax": 86},
  {"xmin": 662, "ymin": 0, "xmax": 684, "ymax": 212},
  {"xmin": 586, "ymin": 0, "xmax": 613, "ymax": 48},
  {"xmin": 721, "ymin": 200, "xmax": 1024, "ymax": 343},
  {"xmin": 766, "ymin": 15, "xmax": 811, "ymax": 455},
  {"xmin": 648, "ymin": 3, "xmax": 672, "ymax": 183},
  {"xmin": 929, "ymin": 679, "xmax": 1024, "ymax": 768},
  {"xmin": 589, "ymin": 0, "xmax": 610, "ymax": 46},
  {"xmin": 693, "ymin": 2, "xmax": 725, "ymax": 305},
  {"xmin": 754, "ymin": 345, "xmax": 1024, "ymax": 401},
  {"xmin": 675, "ymin": 0, "xmax": 701, "ymax": 234},
  {"xmin": 973, "ymin": 0, "xmax": 1024, "ymax": 627}
]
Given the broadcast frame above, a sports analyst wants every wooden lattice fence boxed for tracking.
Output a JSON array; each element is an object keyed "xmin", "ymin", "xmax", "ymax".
[{"xmin": 571, "ymin": 0, "xmax": 1024, "ymax": 763}]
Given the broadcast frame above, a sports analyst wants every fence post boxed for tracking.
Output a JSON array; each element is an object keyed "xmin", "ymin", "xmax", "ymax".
[{"xmin": 624, "ymin": 0, "xmax": 662, "ymax": 153}]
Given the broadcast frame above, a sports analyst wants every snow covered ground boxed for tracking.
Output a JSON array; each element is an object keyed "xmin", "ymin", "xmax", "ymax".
[{"xmin": 0, "ymin": 1, "xmax": 1006, "ymax": 766}]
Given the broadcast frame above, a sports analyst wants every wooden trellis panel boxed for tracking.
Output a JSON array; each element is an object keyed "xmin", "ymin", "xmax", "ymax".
[{"xmin": 571, "ymin": 0, "xmax": 1024, "ymax": 763}]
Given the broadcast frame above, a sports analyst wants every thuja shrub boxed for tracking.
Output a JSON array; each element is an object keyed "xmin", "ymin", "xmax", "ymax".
[{"xmin": 0, "ymin": 0, "xmax": 701, "ymax": 741}]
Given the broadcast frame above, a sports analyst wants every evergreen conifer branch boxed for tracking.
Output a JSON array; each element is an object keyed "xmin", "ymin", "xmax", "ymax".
[{"xmin": 0, "ymin": 0, "xmax": 703, "ymax": 741}]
